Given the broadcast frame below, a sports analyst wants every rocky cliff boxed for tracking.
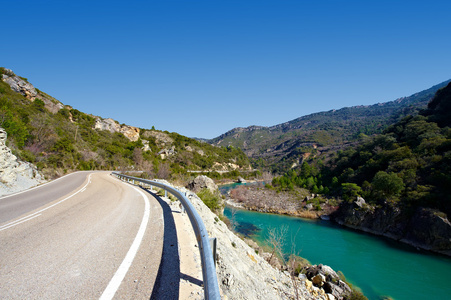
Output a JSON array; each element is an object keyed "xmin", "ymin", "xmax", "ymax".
[
  {"xmin": 0, "ymin": 128, "xmax": 44, "ymax": 196},
  {"xmin": 333, "ymin": 199, "xmax": 451, "ymax": 256},
  {"xmin": 1, "ymin": 68, "xmax": 64, "ymax": 113},
  {"xmin": 94, "ymin": 117, "xmax": 140, "ymax": 141},
  {"xmin": 1, "ymin": 68, "xmax": 140, "ymax": 142}
]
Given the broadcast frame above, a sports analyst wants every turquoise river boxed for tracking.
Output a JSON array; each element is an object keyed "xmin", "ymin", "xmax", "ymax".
[{"xmin": 223, "ymin": 206, "xmax": 451, "ymax": 300}]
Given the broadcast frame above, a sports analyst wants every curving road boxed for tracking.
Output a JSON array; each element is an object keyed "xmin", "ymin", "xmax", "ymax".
[{"xmin": 0, "ymin": 171, "xmax": 164, "ymax": 299}]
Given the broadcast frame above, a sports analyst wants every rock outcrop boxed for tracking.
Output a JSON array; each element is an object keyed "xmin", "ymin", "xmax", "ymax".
[
  {"xmin": 94, "ymin": 117, "xmax": 140, "ymax": 142},
  {"xmin": 186, "ymin": 175, "xmax": 218, "ymax": 193},
  {"xmin": 0, "ymin": 128, "xmax": 45, "ymax": 196},
  {"xmin": 94, "ymin": 118, "xmax": 121, "ymax": 133},
  {"xmin": 158, "ymin": 146, "xmax": 176, "ymax": 159},
  {"xmin": 1, "ymin": 69, "xmax": 38, "ymax": 100},
  {"xmin": 120, "ymin": 125, "xmax": 140, "ymax": 142},
  {"xmin": 2, "ymin": 69, "xmax": 64, "ymax": 113},
  {"xmin": 333, "ymin": 200, "xmax": 451, "ymax": 256},
  {"xmin": 142, "ymin": 130, "xmax": 173, "ymax": 146},
  {"xmin": 304, "ymin": 264, "xmax": 351, "ymax": 300},
  {"xmin": 142, "ymin": 139, "xmax": 151, "ymax": 152}
]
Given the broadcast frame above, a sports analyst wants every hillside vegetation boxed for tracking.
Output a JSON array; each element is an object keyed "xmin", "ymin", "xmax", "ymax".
[
  {"xmin": 211, "ymin": 80, "xmax": 450, "ymax": 173},
  {"xmin": 0, "ymin": 68, "xmax": 250, "ymax": 179},
  {"xmin": 270, "ymin": 82, "xmax": 451, "ymax": 254}
]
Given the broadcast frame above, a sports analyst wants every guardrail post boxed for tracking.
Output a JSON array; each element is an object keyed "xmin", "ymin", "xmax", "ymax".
[
  {"xmin": 209, "ymin": 237, "xmax": 217, "ymax": 267},
  {"xmin": 165, "ymin": 190, "xmax": 167, "ymax": 198}
]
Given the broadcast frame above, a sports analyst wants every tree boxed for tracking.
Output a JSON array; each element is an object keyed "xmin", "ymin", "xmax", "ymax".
[
  {"xmin": 341, "ymin": 183, "xmax": 362, "ymax": 202},
  {"xmin": 133, "ymin": 148, "xmax": 143, "ymax": 168},
  {"xmin": 156, "ymin": 162, "xmax": 170, "ymax": 179},
  {"xmin": 372, "ymin": 171, "xmax": 404, "ymax": 199},
  {"xmin": 299, "ymin": 162, "xmax": 311, "ymax": 178}
]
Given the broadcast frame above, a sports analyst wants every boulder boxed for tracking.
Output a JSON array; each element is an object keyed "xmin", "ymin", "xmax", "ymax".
[
  {"xmin": 94, "ymin": 118, "xmax": 121, "ymax": 133},
  {"xmin": 312, "ymin": 274, "xmax": 326, "ymax": 287},
  {"xmin": 318, "ymin": 264, "xmax": 340, "ymax": 281},
  {"xmin": 324, "ymin": 282, "xmax": 344, "ymax": 299},
  {"xmin": 142, "ymin": 140, "xmax": 151, "ymax": 152},
  {"xmin": 186, "ymin": 175, "xmax": 218, "ymax": 193},
  {"xmin": 355, "ymin": 196, "xmax": 366, "ymax": 208},
  {"xmin": 326, "ymin": 293, "xmax": 336, "ymax": 300},
  {"xmin": 338, "ymin": 280, "xmax": 352, "ymax": 295},
  {"xmin": 298, "ymin": 273, "xmax": 307, "ymax": 281},
  {"xmin": 237, "ymin": 176, "xmax": 246, "ymax": 183},
  {"xmin": 157, "ymin": 146, "xmax": 176, "ymax": 159},
  {"xmin": 120, "ymin": 125, "xmax": 140, "ymax": 142}
]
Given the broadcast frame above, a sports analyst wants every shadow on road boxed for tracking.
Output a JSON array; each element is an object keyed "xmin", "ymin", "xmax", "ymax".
[
  {"xmin": 145, "ymin": 190, "xmax": 180, "ymax": 300},
  {"xmin": 180, "ymin": 272, "xmax": 203, "ymax": 287}
]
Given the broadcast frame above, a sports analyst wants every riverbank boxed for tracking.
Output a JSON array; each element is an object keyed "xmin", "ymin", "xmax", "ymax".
[
  {"xmin": 224, "ymin": 185, "xmax": 339, "ymax": 220},
  {"xmin": 333, "ymin": 200, "xmax": 451, "ymax": 257},
  {"xmin": 157, "ymin": 179, "xmax": 349, "ymax": 299},
  {"xmin": 224, "ymin": 206, "xmax": 451, "ymax": 300},
  {"xmin": 223, "ymin": 183, "xmax": 451, "ymax": 257}
]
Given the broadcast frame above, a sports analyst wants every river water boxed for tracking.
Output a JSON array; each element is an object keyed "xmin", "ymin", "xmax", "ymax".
[{"xmin": 223, "ymin": 206, "xmax": 451, "ymax": 300}]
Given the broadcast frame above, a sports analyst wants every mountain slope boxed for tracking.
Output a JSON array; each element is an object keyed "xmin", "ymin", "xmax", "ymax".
[
  {"xmin": 270, "ymin": 82, "xmax": 451, "ymax": 255},
  {"xmin": 210, "ymin": 80, "xmax": 451, "ymax": 172},
  {"xmin": 0, "ymin": 68, "xmax": 250, "ymax": 179}
]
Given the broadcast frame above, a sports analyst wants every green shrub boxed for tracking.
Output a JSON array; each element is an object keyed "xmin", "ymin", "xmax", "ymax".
[{"xmin": 197, "ymin": 188, "xmax": 222, "ymax": 211}]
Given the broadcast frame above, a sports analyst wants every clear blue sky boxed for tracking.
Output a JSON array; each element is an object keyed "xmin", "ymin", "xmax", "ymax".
[{"xmin": 3, "ymin": 0, "xmax": 450, "ymax": 139}]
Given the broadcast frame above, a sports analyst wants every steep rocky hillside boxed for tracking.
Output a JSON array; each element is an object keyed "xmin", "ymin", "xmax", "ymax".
[
  {"xmin": 210, "ymin": 80, "xmax": 450, "ymax": 172},
  {"xmin": 0, "ymin": 68, "xmax": 250, "ymax": 179},
  {"xmin": 269, "ymin": 82, "xmax": 451, "ymax": 255},
  {"xmin": 0, "ymin": 127, "xmax": 44, "ymax": 196}
]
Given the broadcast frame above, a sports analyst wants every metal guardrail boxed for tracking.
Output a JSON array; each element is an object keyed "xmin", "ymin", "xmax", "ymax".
[{"xmin": 112, "ymin": 172, "xmax": 221, "ymax": 300}]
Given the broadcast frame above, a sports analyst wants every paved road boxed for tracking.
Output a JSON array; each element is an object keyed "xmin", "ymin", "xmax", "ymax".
[
  {"xmin": 0, "ymin": 172, "xmax": 164, "ymax": 299},
  {"xmin": 0, "ymin": 171, "xmax": 89, "ymax": 224}
]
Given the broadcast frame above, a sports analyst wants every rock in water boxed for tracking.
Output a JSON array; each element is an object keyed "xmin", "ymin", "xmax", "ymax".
[{"xmin": 237, "ymin": 176, "xmax": 246, "ymax": 183}]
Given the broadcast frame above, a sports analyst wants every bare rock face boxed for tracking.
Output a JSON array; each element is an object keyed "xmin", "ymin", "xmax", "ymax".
[
  {"xmin": 333, "ymin": 201, "xmax": 451, "ymax": 256},
  {"xmin": 142, "ymin": 130, "xmax": 173, "ymax": 146},
  {"xmin": 157, "ymin": 146, "xmax": 176, "ymax": 159},
  {"xmin": 142, "ymin": 139, "xmax": 151, "ymax": 152},
  {"xmin": 1, "ymin": 69, "xmax": 63, "ymax": 113},
  {"xmin": 120, "ymin": 125, "xmax": 140, "ymax": 142},
  {"xmin": 0, "ymin": 128, "xmax": 45, "ymax": 196},
  {"xmin": 305, "ymin": 264, "xmax": 351, "ymax": 300},
  {"xmin": 94, "ymin": 118, "xmax": 121, "ymax": 133},
  {"xmin": 94, "ymin": 118, "xmax": 139, "ymax": 142},
  {"xmin": 186, "ymin": 175, "xmax": 218, "ymax": 193},
  {"xmin": 1, "ymin": 69, "xmax": 38, "ymax": 100}
]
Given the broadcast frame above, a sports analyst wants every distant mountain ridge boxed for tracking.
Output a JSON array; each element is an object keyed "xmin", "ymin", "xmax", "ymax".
[{"xmin": 210, "ymin": 79, "xmax": 451, "ymax": 172}]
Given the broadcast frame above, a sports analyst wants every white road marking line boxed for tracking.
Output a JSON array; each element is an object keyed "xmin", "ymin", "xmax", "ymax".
[
  {"xmin": 0, "ymin": 214, "xmax": 42, "ymax": 232},
  {"xmin": 0, "ymin": 174, "xmax": 93, "ymax": 231},
  {"xmin": 100, "ymin": 185, "xmax": 150, "ymax": 300}
]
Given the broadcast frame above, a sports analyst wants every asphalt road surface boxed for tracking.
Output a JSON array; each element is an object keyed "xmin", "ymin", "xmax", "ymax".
[{"xmin": 0, "ymin": 171, "xmax": 164, "ymax": 299}]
